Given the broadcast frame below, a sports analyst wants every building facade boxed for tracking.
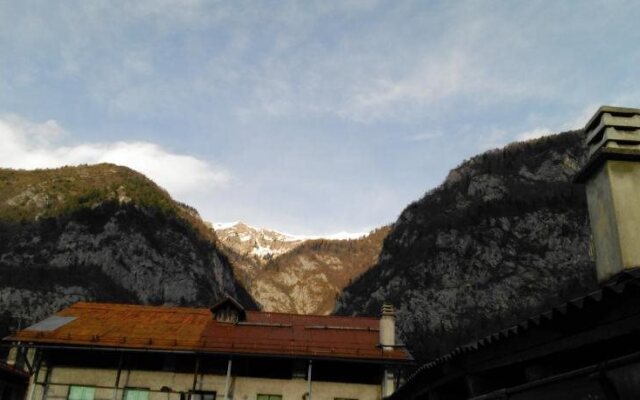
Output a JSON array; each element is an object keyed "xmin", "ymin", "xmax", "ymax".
[{"xmin": 4, "ymin": 298, "xmax": 412, "ymax": 400}]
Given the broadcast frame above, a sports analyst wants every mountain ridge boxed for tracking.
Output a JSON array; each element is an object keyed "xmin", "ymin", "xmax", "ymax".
[
  {"xmin": 336, "ymin": 130, "xmax": 598, "ymax": 362},
  {"xmin": 0, "ymin": 130, "xmax": 602, "ymax": 364},
  {"xmin": 0, "ymin": 163, "xmax": 255, "ymax": 343},
  {"xmin": 216, "ymin": 222, "xmax": 390, "ymax": 315}
]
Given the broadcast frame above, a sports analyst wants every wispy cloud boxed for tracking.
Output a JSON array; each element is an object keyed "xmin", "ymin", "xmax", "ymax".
[
  {"xmin": 342, "ymin": 51, "xmax": 471, "ymax": 122},
  {"xmin": 0, "ymin": 115, "xmax": 229, "ymax": 198},
  {"xmin": 406, "ymin": 132, "xmax": 443, "ymax": 142},
  {"xmin": 514, "ymin": 104, "xmax": 601, "ymax": 143},
  {"xmin": 2, "ymin": 1, "xmax": 640, "ymax": 233}
]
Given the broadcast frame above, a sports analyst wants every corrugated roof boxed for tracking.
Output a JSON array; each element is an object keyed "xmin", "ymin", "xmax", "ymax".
[{"xmin": 4, "ymin": 302, "xmax": 411, "ymax": 363}]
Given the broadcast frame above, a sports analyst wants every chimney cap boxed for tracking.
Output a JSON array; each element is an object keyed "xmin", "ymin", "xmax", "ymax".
[
  {"xmin": 381, "ymin": 303, "xmax": 395, "ymax": 316},
  {"xmin": 583, "ymin": 105, "xmax": 640, "ymax": 157},
  {"xmin": 585, "ymin": 105, "xmax": 640, "ymax": 132}
]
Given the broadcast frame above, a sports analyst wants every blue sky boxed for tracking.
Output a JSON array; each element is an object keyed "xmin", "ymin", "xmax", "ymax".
[{"xmin": 1, "ymin": 0, "xmax": 640, "ymax": 234}]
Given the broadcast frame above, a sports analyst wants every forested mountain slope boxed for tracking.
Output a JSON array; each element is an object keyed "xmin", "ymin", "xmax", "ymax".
[
  {"xmin": 336, "ymin": 131, "xmax": 598, "ymax": 362},
  {"xmin": 0, "ymin": 164, "xmax": 255, "ymax": 342}
]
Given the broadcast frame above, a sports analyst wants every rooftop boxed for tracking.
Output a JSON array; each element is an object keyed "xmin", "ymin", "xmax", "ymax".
[
  {"xmin": 390, "ymin": 268, "xmax": 640, "ymax": 399},
  {"xmin": 4, "ymin": 302, "xmax": 411, "ymax": 363}
]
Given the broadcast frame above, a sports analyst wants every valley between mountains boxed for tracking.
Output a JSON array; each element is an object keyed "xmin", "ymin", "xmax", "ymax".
[
  {"xmin": 0, "ymin": 129, "xmax": 598, "ymax": 362},
  {"xmin": 216, "ymin": 222, "xmax": 390, "ymax": 315}
]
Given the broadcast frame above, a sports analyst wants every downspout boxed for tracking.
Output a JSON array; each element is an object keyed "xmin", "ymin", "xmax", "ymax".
[
  {"xmin": 112, "ymin": 353, "xmax": 124, "ymax": 400},
  {"xmin": 27, "ymin": 350, "xmax": 42, "ymax": 400},
  {"xmin": 42, "ymin": 362, "xmax": 52, "ymax": 400},
  {"xmin": 307, "ymin": 360, "xmax": 312, "ymax": 400},
  {"xmin": 18, "ymin": 345, "xmax": 34, "ymax": 374},
  {"xmin": 191, "ymin": 355, "xmax": 200, "ymax": 396},
  {"xmin": 223, "ymin": 359, "xmax": 232, "ymax": 400}
]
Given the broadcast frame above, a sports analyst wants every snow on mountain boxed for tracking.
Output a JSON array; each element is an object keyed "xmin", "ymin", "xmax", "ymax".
[
  {"xmin": 213, "ymin": 221, "xmax": 390, "ymax": 315},
  {"xmin": 213, "ymin": 221, "xmax": 368, "ymax": 261},
  {"xmin": 212, "ymin": 221, "xmax": 241, "ymax": 230},
  {"xmin": 213, "ymin": 222, "xmax": 306, "ymax": 261}
]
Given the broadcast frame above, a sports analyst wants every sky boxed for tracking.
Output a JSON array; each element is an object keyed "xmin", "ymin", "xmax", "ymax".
[{"xmin": 1, "ymin": 1, "xmax": 640, "ymax": 235}]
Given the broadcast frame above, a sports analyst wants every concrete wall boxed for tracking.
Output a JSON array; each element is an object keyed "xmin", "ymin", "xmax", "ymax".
[
  {"xmin": 585, "ymin": 159, "xmax": 640, "ymax": 282},
  {"xmin": 27, "ymin": 363, "xmax": 382, "ymax": 400}
]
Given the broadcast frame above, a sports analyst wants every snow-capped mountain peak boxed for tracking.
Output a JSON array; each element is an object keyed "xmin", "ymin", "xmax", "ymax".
[
  {"xmin": 212, "ymin": 220, "xmax": 391, "ymax": 315},
  {"xmin": 213, "ymin": 221, "xmax": 368, "ymax": 261}
]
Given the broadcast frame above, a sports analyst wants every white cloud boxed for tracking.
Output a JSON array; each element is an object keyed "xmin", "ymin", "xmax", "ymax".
[
  {"xmin": 516, "ymin": 128, "xmax": 553, "ymax": 141},
  {"xmin": 0, "ymin": 115, "xmax": 229, "ymax": 198},
  {"xmin": 0, "ymin": 114, "xmax": 65, "ymax": 146}
]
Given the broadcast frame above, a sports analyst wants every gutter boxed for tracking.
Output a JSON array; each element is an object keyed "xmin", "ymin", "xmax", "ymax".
[{"xmin": 0, "ymin": 342, "xmax": 412, "ymax": 366}]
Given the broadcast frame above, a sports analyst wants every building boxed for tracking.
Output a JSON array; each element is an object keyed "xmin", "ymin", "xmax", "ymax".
[
  {"xmin": 388, "ymin": 105, "xmax": 640, "ymax": 400},
  {"xmin": 3, "ymin": 297, "xmax": 412, "ymax": 400}
]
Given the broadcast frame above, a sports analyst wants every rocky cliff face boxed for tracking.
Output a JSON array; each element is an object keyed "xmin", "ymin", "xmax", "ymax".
[
  {"xmin": 0, "ymin": 164, "xmax": 255, "ymax": 340},
  {"xmin": 214, "ymin": 222, "xmax": 306, "ymax": 286},
  {"xmin": 217, "ymin": 223, "xmax": 389, "ymax": 315},
  {"xmin": 215, "ymin": 222, "xmax": 309, "ymax": 261},
  {"xmin": 336, "ymin": 131, "xmax": 598, "ymax": 362},
  {"xmin": 249, "ymin": 227, "xmax": 390, "ymax": 314}
]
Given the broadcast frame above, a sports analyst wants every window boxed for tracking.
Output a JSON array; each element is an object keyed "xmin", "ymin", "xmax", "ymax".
[
  {"xmin": 190, "ymin": 391, "xmax": 216, "ymax": 400},
  {"xmin": 123, "ymin": 388, "xmax": 149, "ymax": 400},
  {"xmin": 257, "ymin": 395, "xmax": 282, "ymax": 400},
  {"xmin": 68, "ymin": 386, "xmax": 96, "ymax": 400}
]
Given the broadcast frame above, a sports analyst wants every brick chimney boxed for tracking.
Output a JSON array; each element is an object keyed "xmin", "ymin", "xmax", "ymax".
[
  {"xmin": 380, "ymin": 303, "xmax": 396, "ymax": 351},
  {"xmin": 575, "ymin": 106, "xmax": 640, "ymax": 282}
]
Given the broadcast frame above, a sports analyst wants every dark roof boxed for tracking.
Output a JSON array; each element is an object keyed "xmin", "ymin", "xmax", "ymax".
[
  {"xmin": 210, "ymin": 295, "xmax": 247, "ymax": 320},
  {"xmin": 211, "ymin": 296, "xmax": 245, "ymax": 313},
  {"xmin": 392, "ymin": 268, "xmax": 640, "ymax": 398},
  {"xmin": 4, "ymin": 302, "xmax": 412, "ymax": 363}
]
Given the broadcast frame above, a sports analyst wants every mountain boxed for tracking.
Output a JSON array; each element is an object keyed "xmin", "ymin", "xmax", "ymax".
[
  {"xmin": 214, "ymin": 222, "xmax": 307, "ymax": 284},
  {"xmin": 335, "ymin": 131, "xmax": 598, "ymax": 362},
  {"xmin": 215, "ymin": 222, "xmax": 387, "ymax": 314},
  {"xmin": 0, "ymin": 164, "xmax": 255, "ymax": 342}
]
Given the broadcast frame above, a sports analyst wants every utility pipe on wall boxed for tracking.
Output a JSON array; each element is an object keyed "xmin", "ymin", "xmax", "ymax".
[
  {"xmin": 112, "ymin": 353, "xmax": 123, "ymax": 400},
  {"xmin": 42, "ymin": 363, "xmax": 52, "ymax": 400},
  {"xmin": 26, "ymin": 350, "xmax": 42, "ymax": 400},
  {"xmin": 223, "ymin": 359, "xmax": 232, "ymax": 400},
  {"xmin": 307, "ymin": 360, "xmax": 312, "ymax": 400},
  {"xmin": 191, "ymin": 356, "xmax": 200, "ymax": 395}
]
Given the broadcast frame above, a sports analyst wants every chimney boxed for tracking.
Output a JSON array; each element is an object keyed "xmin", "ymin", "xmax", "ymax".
[
  {"xmin": 380, "ymin": 303, "xmax": 396, "ymax": 351},
  {"xmin": 575, "ymin": 106, "xmax": 640, "ymax": 282}
]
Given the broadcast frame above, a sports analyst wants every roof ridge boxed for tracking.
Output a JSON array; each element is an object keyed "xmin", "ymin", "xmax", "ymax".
[
  {"xmin": 246, "ymin": 310, "xmax": 379, "ymax": 320},
  {"xmin": 69, "ymin": 302, "xmax": 211, "ymax": 314},
  {"xmin": 69, "ymin": 302, "xmax": 380, "ymax": 321}
]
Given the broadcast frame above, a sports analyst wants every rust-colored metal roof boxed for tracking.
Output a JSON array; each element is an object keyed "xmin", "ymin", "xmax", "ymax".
[{"xmin": 4, "ymin": 302, "xmax": 411, "ymax": 363}]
